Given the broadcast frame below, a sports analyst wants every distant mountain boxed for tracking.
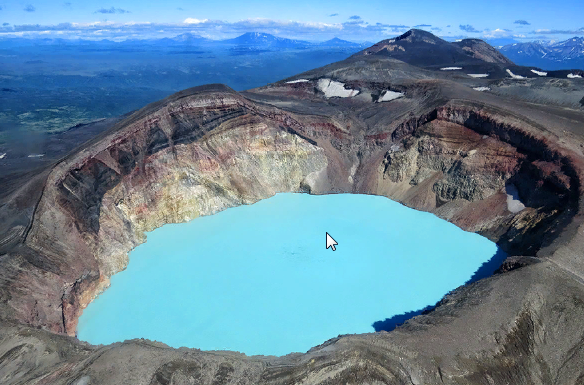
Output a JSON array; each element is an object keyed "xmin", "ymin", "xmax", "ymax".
[
  {"xmin": 353, "ymin": 29, "xmax": 584, "ymax": 80},
  {"xmin": 483, "ymin": 37, "xmax": 520, "ymax": 47},
  {"xmin": 551, "ymin": 37, "xmax": 584, "ymax": 60},
  {"xmin": 0, "ymin": 33, "xmax": 368, "ymax": 51},
  {"xmin": 220, "ymin": 32, "xmax": 311, "ymax": 48},
  {"xmin": 452, "ymin": 39, "xmax": 514, "ymax": 64},
  {"xmin": 0, "ymin": 37, "xmax": 76, "ymax": 47},
  {"xmin": 499, "ymin": 37, "xmax": 584, "ymax": 70},
  {"xmin": 155, "ymin": 33, "xmax": 211, "ymax": 46},
  {"xmin": 532, "ymin": 39, "xmax": 557, "ymax": 46},
  {"xmin": 318, "ymin": 37, "xmax": 365, "ymax": 47},
  {"xmin": 172, "ymin": 33, "xmax": 209, "ymax": 42},
  {"xmin": 354, "ymin": 29, "xmax": 512, "ymax": 68},
  {"xmin": 0, "ymin": 36, "xmax": 203, "ymax": 48}
]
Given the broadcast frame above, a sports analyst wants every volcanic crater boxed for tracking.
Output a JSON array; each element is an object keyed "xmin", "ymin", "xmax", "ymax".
[{"xmin": 1, "ymin": 30, "xmax": 584, "ymax": 384}]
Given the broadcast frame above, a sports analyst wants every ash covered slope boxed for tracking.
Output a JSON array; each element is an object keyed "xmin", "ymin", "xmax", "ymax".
[
  {"xmin": 354, "ymin": 29, "xmax": 512, "ymax": 70},
  {"xmin": 1, "ymin": 31, "xmax": 584, "ymax": 384},
  {"xmin": 452, "ymin": 38, "xmax": 514, "ymax": 64}
]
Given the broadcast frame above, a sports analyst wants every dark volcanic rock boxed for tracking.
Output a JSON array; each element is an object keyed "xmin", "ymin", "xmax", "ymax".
[
  {"xmin": 356, "ymin": 29, "xmax": 488, "ymax": 68},
  {"xmin": 453, "ymin": 38, "xmax": 514, "ymax": 65},
  {"xmin": 353, "ymin": 29, "xmax": 584, "ymax": 82},
  {"xmin": 354, "ymin": 29, "xmax": 513, "ymax": 73},
  {"xmin": 1, "ymin": 34, "xmax": 584, "ymax": 384}
]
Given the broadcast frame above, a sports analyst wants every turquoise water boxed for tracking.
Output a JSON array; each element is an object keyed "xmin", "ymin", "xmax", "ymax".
[{"xmin": 78, "ymin": 193, "xmax": 501, "ymax": 356}]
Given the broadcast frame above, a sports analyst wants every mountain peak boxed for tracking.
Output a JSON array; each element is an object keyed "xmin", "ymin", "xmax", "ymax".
[
  {"xmin": 320, "ymin": 37, "xmax": 361, "ymax": 47},
  {"xmin": 500, "ymin": 36, "xmax": 584, "ymax": 69},
  {"xmin": 452, "ymin": 38, "xmax": 514, "ymax": 64},
  {"xmin": 223, "ymin": 32, "xmax": 310, "ymax": 48},
  {"xmin": 553, "ymin": 36, "xmax": 584, "ymax": 47},
  {"xmin": 240, "ymin": 32, "xmax": 274, "ymax": 39},
  {"xmin": 356, "ymin": 29, "xmax": 512, "ymax": 67},
  {"xmin": 173, "ymin": 33, "xmax": 206, "ymax": 41},
  {"xmin": 395, "ymin": 29, "xmax": 443, "ymax": 42}
]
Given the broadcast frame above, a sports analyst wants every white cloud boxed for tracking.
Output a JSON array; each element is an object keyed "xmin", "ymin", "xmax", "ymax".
[
  {"xmin": 482, "ymin": 28, "xmax": 512, "ymax": 38},
  {"xmin": 1, "ymin": 17, "xmax": 412, "ymax": 41},
  {"xmin": 183, "ymin": 18, "xmax": 208, "ymax": 24},
  {"xmin": 530, "ymin": 27, "xmax": 584, "ymax": 35},
  {"xmin": 125, "ymin": 22, "xmax": 152, "ymax": 26},
  {"xmin": 71, "ymin": 21, "xmax": 115, "ymax": 27}
]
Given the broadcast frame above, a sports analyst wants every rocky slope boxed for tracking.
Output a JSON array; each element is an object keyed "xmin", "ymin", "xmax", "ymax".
[
  {"xmin": 1, "ymin": 31, "xmax": 584, "ymax": 384},
  {"xmin": 452, "ymin": 38, "xmax": 514, "ymax": 65},
  {"xmin": 356, "ymin": 29, "xmax": 492, "ymax": 68},
  {"xmin": 356, "ymin": 30, "xmax": 584, "ymax": 81}
]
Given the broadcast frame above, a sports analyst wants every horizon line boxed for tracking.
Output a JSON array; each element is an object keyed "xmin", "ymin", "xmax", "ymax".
[{"xmin": 0, "ymin": 30, "xmax": 579, "ymax": 45}]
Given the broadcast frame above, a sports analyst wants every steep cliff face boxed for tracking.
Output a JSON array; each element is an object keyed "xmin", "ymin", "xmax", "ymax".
[
  {"xmin": 1, "ymin": 61, "xmax": 584, "ymax": 383},
  {"xmin": 7, "ymin": 80, "xmax": 580, "ymax": 341},
  {"xmin": 368, "ymin": 104, "xmax": 578, "ymax": 255},
  {"xmin": 12, "ymin": 85, "xmax": 330, "ymax": 335}
]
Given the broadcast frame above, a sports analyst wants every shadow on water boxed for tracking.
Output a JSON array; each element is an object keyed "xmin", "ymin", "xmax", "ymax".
[{"xmin": 372, "ymin": 247, "xmax": 508, "ymax": 332}]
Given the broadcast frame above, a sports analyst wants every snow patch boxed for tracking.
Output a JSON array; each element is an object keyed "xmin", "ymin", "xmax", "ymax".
[
  {"xmin": 568, "ymin": 73, "xmax": 582, "ymax": 78},
  {"xmin": 377, "ymin": 90, "xmax": 404, "ymax": 102},
  {"xmin": 506, "ymin": 69, "xmax": 526, "ymax": 79},
  {"xmin": 286, "ymin": 79, "xmax": 310, "ymax": 84},
  {"xmin": 468, "ymin": 74, "xmax": 489, "ymax": 78},
  {"xmin": 28, "ymin": 154, "xmax": 44, "ymax": 158},
  {"xmin": 530, "ymin": 69, "xmax": 547, "ymax": 76},
  {"xmin": 506, "ymin": 184, "xmax": 525, "ymax": 213},
  {"xmin": 317, "ymin": 79, "xmax": 359, "ymax": 98},
  {"xmin": 440, "ymin": 67, "xmax": 462, "ymax": 70},
  {"xmin": 473, "ymin": 87, "xmax": 491, "ymax": 91},
  {"xmin": 0, "ymin": 153, "xmax": 5, "ymax": 159}
]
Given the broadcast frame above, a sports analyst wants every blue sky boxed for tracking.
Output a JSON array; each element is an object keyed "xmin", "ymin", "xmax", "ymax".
[{"xmin": 0, "ymin": 0, "xmax": 583, "ymax": 41}]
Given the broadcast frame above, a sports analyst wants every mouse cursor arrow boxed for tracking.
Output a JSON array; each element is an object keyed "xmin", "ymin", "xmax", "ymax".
[{"xmin": 326, "ymin": 232, "xmax": 338, "ymax": 251}]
